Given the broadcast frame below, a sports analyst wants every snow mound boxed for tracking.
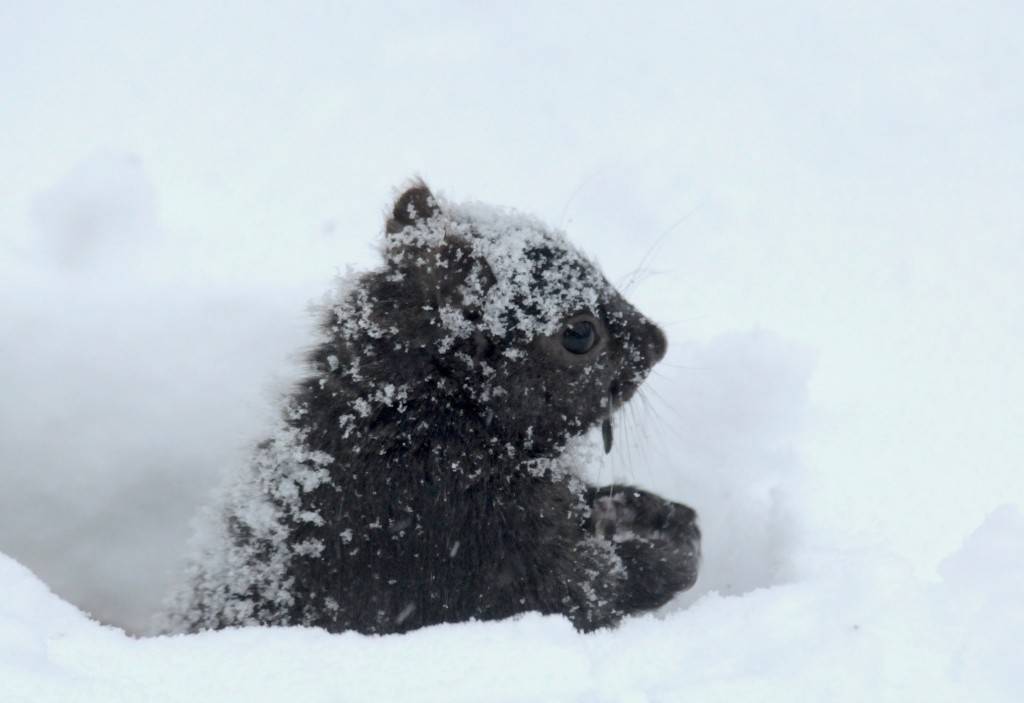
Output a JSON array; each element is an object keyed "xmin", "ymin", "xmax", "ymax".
[{"xmin": 3, "ymin": 505, "xmax": 1022, "ymax": 702}]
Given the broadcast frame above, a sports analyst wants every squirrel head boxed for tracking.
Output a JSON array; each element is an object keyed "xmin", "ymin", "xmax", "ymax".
[{"xmin": 373, "ymin": 182, "xmax": 667, "ymax": 458}]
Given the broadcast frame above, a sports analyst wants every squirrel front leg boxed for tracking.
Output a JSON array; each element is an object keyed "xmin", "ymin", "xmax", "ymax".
[{"xmin": 586, "ymin": 485, "xmax": 701, "ymax": 613}]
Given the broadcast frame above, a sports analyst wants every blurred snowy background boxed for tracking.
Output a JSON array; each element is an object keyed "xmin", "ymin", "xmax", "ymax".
[{"xmin": 1, "ymin": 2, "xmax": 1021, "ymax": 701}]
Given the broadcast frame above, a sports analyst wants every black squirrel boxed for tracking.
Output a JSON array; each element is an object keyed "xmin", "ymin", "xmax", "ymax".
[{"xmin": 164, "ymin": 182, "xmax": 700, "ymax": 634}]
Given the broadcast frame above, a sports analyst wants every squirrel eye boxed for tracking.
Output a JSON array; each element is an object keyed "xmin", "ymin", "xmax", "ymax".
[{"xmin": 562, "ymin": 320, "xmax": 598, "ymax": 355}]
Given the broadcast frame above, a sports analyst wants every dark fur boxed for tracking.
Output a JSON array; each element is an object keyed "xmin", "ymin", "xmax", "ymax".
[{"xmin": 169, "ymin": 183, "xmax": 700, "ymax": 634}]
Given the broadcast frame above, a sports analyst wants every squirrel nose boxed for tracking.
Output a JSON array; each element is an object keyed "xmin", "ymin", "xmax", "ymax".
[{"xmin": 648, "ymin": 323, "xmax": 667, "ymax": 364}]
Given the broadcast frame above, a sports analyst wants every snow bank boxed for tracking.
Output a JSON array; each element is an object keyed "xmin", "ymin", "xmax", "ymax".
[
  {"xmin": 0, "ymin": 153, "xmax": 321, "ymax": 632},
  {"xmin": 3, "ymin": 506, "xmax": 1021, "ymax": 701}
]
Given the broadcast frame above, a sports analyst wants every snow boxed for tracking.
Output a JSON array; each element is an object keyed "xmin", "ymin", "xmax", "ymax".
[
  {"xmin": 3, "ymin": 516, "xmax": 1022, "ymax": 701},
  {"xmin": 1, "ymin": 2, "xmax": 1022, "ymax": 701}
]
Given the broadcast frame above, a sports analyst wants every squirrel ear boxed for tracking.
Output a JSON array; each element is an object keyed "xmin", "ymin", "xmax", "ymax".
[
  {"xmin": 383, "ymin": 181, "xmax": 496, "ymax": 309},
  {"xmin": 386, "ymin": 181, "xmax": 439, "ymax": 234}
]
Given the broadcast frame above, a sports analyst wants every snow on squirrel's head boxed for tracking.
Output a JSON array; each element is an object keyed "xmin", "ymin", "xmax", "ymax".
[
  {"xmin": 384, "ymin": 182, "xmax": 610, "ymax": 344},
  {"xmin": 330, "ymin": 181, "xmax": 667, "ymax": 457}
]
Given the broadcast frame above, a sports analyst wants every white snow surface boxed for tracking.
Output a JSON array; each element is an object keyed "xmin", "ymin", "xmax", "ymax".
[{"xmin": 1, "ymin": 3, "xmax": 1022, "ymax": 701}]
